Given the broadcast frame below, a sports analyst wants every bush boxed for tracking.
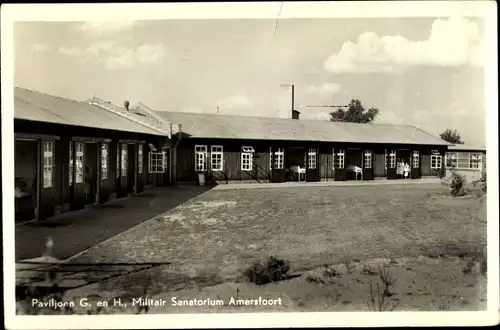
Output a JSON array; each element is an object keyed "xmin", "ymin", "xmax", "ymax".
[
  {"xmin": 449, "ymin": 171, "xmax": 467, "ymax": 197},
  {"xmin": 473, "ymin": 172, "xmax": 487, "ymax": 193},
  {"xmin": 243, "ymin": 256, "xmax": 291, "ymax": 285}
]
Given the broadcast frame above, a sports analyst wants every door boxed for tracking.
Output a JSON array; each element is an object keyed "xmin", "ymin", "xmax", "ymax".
[
  {"xmin": 270, "ymin": 147, "xmax": 286, "ymax": 182},
  {"xmin": 118, "ymin": 143, "xmax": 128, "ymax": 197},
  {"xmin": 84, "ymin": 143, "xmax": 98, "ymax": 205},
  {"xmin": 136, "ymin": 144, "xmax": 145, "ymax": 193},
  {"xmin": 362, "ymin": 150, "xmax": 374, "ymax": 180},
  {"xmin": 306, "ymin": 148, "xmax": 320, "ymax": 182},
  {"xmin": 333, "ymin": 148, "xmax": 346, "ymax": 181},
  {"xmin": 71, "ymin": 141, "xmax": 87, "ymax": 211},
  {"xmin": 411, "ymin": 150, "xmax": 421, "ymax": 179},
  {"xmin": 127, "ymin": 144, "xmax": 136, "ymax": 194},
  {"xmin": 386, "ymin": 149, "xmax": 397, "ymax": 179}
]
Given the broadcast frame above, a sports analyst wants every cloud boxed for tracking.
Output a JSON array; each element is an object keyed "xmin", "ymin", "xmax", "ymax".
[
  {"xmin": 218, "ymin": 94, "xmax": 253, "ymax": 109},
  {"xmin": 302, "ymin": 111, "xmax": 331, "ymax": 121},
  {"xmin": 306, "ymin": 83, "xmax": 341, "ymax": 96},
  {"xmin": 324, "ymin": 17, "xmax": 485, "ymax": 73},
  {"xmin": 57, "ymin": 41, "xmax": 166, "ymax": 70},
  {"xmin": 32, "ymin": 43, "xmax": 50, "ymax": 52}
]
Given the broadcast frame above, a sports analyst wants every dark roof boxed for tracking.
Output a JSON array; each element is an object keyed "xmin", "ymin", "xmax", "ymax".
[
  {"xmin": 14, "ymin": 88, "xmax": 163, "ymax": 136},
  {"xmin": 154, "ymin": 111, "xmax": 451, "ymax": 146}
]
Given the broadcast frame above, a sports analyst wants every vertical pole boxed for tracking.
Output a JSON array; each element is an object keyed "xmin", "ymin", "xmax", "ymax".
[{"xmin": 291, "ymin": 84, "xmax": 295, "ymax": 119}]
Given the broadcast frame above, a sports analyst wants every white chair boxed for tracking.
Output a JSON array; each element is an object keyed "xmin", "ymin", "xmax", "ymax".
[
  {"xmin": 347, "ymin": 164, "xmax": 363, "ymax": 180},
  {"xmin": 298, "ymin": 166, "xmax": 306, "ymax": 182}
]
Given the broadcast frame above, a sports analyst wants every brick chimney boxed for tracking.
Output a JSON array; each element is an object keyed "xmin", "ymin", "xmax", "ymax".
[
  {"xmin": 292, "ymin": 109, "xmax": 300, "ymax": 120},
  {"xmin": 124, "ymin": 100, "xmax": 130, "ymax": 111}
]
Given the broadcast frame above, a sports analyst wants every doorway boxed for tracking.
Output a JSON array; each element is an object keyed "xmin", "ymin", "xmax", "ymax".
[
  {"xmin": 345, "ymin": 149, "xmax": 363, "ymax": 181},
  {"xmin": 15, "ymin": 140, "xmax": 39, "ymax": 222},
  {"xmin": 396, "ymin": 149, "xmax": 412, "ymax": 179},
  {"xmin": 127, "ymin": 144, "xmax": 136, "ymax": 194},
  {"xmin": 84, "ymin": 143, "xmax": 99, "ymax": 205},
  {"xmin": 285, "ymin": 147, "xmax": 305, "ymax": 181}
]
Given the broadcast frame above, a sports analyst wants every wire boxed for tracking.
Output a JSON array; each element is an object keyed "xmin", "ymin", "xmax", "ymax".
[{"xmin": 272, "ymin": 1, "xmax": 284, "ymax": 38}]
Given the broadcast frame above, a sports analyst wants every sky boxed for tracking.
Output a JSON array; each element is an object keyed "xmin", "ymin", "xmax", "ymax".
[{"xmin": 14, "ymin": 16, "xmax": 486, "ymax": 146}]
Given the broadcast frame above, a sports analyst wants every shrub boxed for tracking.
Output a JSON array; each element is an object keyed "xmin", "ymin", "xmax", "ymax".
[
  {"xmin": 448, "ymin": 171, "xmax": 467, "ymax": 197},
  {"xmin": 473, "ymin": 172, "xmax": 487, "ymax": 193},
  {"xmin": 243, "ymin": 256, "xmax": 291, "ymax": 285}
]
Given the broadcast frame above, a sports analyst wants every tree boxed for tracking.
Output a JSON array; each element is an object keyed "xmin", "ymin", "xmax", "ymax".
[
  {"xmin": 440, "ymin": 128, "xmax": 464, "ymax": 144},
  {"xmin": 329, "ymin": 99, "xmax": 380, "ymax": 124}
]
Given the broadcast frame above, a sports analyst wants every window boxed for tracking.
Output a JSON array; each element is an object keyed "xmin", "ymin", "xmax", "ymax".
[
  {"xmin": 386, "ymin": 150, "xmax": 396, "ymax": 169},
  {"xmin": 69, "ymin": 143, "xmax": 73, "ymax": 185},
  {"xmin": 101, "ymin": 143, "xmax": 108, "ymax": 180},
  {"xmin": 364, "ymin": 150, "xmax": 372, "ymax": 169},
  {"xmin": 211, "ymin": 145, "xmax": 223, "ymax": 171},
  {"xmin": 121, "ymin": 144, "xmax": 127, "ymax": 176},
  {"xmin": 469, "ymin": 153, "xmax": 481, "ymax": 169},
  {"xmin": 412, "ymin": 150, "xmax": 420, "ymax": 168},
  {"xmin": 445, "ymin": 153, "xmax": 457, "ymax": 169},
  {"xmin": 43, "ymin": 141, "xmax": 54, "ymax": 188},
  {"xmin": 75, "ymin": 142, "xmax": 84, "ymax": 183},
  {"xmin": 273, "ymin": 148, "xmax": 284, "ymax": 169},
  {"xmin": 161, "ymin": 147, "xmax": 170, "ymax": 171},
  {"xmin": 308, "ymin": 148, "xmax": 317, "ymax": 169},
  {"xmin": 195, "ymin": 145, "xmax": 207, "ymax": 171},
  {"xmin": 148, "ymin": 152, "xmax": 165, "ymax": 173},
  {"xmin": 431, "ymin": 154, "xmax": 442, "ymax": 169},
  {"xmin": 138, "ymin": 144, "xmax": 143, "ymax": 174},
  {"xmin": 241, "ymin": 146, "xmax": 254, "ymax": 171},
  {"xmin": 335, "ymin": 149, "xmax": 345, "ymax": 169},
  {"xmin": 116, "ymin": 146, "xmax": 121, "ymax": 179}
]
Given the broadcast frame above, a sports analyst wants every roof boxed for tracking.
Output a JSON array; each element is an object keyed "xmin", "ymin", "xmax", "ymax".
[
  {"xmin": 154, "ymin": 111, "xmax": 452, "ymax": 146},
  {"xmin": 14, "ymin": 88, "xmax": 163, "ymax": 136},
  {"xmin": 448, "ymin": 144, "xmax": 486, "ymax": 152}
]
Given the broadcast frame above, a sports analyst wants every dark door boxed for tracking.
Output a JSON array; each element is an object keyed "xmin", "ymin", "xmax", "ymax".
[
  {"xmin": 386, "ymin": 150, "xmax": 397, "ymax": 179},
  {"xmin": 127, "ymin": 144, "xmax": 136, "ymax": 194},
  {"xmin": 334, "ymin": 148, "xmax": 346, "ymax": 181},
  {"xmin": 411, "ymin": 150, "xmax": 422, "ymax": 179},
  {"xmin": 306, "ymin": 148, "xmax": 320, "ymax": 182},
  {"xmin": 271, "ymin": 147, "xmax": 286, "ymax": 182},
  {"xmin": 161, "ymin": 146, "xmax": 171, "ymax": 186},
  {"xmin": 136, "ymin": 144, "xmax": 145, "ymax": 193},
  {"xmin": 98, "ymin": 142, "xmax": 111, "ymax": 204},
  {"xmin": 71, "ymin": 141, "xmax": 87, "ymax": 211},
  {"xmin": 362, "ymin": 150, "xmax": 374, "ymax": 180},
  {"xmin": 84, "ymin": 143, "xmax": 98, "ymax": 205},
  {"xmin": 118, "ymin": 143, "xmax": 128, "ymax": 197}
]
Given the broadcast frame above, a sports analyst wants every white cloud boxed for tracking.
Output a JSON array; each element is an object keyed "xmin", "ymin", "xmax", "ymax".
[
  {"xmin": 306, "ymin": 83, "xmax": 341, "ymax": 95},
  {"xmin": 324, "ymin": 17, "xmax": 485, "ymax": 73},
  {"xmin": 218, "ymin": 94, "xmax": 253, "ymax": 109},
  {"xmin": 32, "ymin": 43, "xmax": 50, "ymax": 52},
  {"xmin": 57, "ymin": 45, "xmax": 84, "ymax": 57},
  {"xmin": 302, "ymin": 111, "xmax": 331, "ymax": 121}
]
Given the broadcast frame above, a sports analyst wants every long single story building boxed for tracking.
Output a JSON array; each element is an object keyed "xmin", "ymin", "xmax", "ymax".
[{"xmin": 14, "ymin": 88, "xmax": 177, "ymax": 222}]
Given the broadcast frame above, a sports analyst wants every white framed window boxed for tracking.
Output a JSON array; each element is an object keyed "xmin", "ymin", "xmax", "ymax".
[
  {"xmin": 386, "ymin": 150, "xmax": 396, "ymax": 169},
  {"xmin": 75, "ymin": 142, "xmax": 84, "ymax": 183},
  {"xmin": 69, "ymin": 142, "xmax": 73, "ymax": 185},
  {"xmin": 121, "ymin": 144, "xmax": 127, "ymax": 176},
  {"xmin": 364, "ymin": 150, "xmax": 372, "ymax": 169},
  {"xmin": 116, "ymin": 146, "xmax": 120, "ymax": 179},
  {"xmin": 308, "ymin": 148, "xmax": 317, "ymax": 169},
  {"xmin": 334, "ymin": 149, "xmax": 345, "ymax": 169},
  {"xmin": 161, "ymin": 147, "xmax": 170, "ymax": 171},
  {"xmin": 445, "ymin": 153, "xmax": 457, "ymax": 169},
  {"xmin": 273, "ymin": 148, "xmax": 284, "ymax": 169},
  {"xmin": 138, "ymin": 144, "xmax": 144, "ymax": 174},
  {"xmin": 211, "ymin": 145, "xmax": 223, "ymax": 171},
  {"xmin": 195, "ymin": 145, "xmax": 208, "ymax": 171},
  {"xmin": 241, "ymin": 146, "xmax": 254, "ymax": 171},
  {"xmin": 412, "ymin": 150, "xmax": 420, "ymax": 168},
  {"xmin": 431, "ymin": 154, "xmax": 442, "ymax": 169},
  {"xmin": 148, "ymin": 152, "xmax": 165, "ymax": 173},
  {"xmin": 43, "ymin": 141, "xmax": 54, "ymax": 188},
  {"xmin": 469, "ymin": 153, "xmax": 481, "ymax": 169},
  {"xmin": 101, "ymin": 143, "xmax": 108, "ymax": 180}
]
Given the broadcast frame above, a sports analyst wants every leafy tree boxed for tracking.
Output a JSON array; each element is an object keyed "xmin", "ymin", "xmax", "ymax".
[
  {"xmin": 440, "ymin": 128, "xmax": 464, "ymax": 144},
  {"xmin": 329, "ymin": 99, "xmax": 380, "ymax": 123}
]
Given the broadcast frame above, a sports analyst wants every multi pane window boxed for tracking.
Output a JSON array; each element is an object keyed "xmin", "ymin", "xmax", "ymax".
[
  {"xmin": 241, "ymin": 146, "xmax": 255, "ymax": 171},
  {"xmin": 412, "ymin": 150, "xmax": 420, "ymax": 168},
  {"xmin": 195, "ymin": 145, "xmax": 207, "ymax": 171},
  {"xmin": 211, "ymin": 145, "xmax": 223, "ymax": 171},
  {"xmin": 121, "ymin": 144, "xmax": 127, "ymax": 176},
  {"xmin": 334, "ymin": 149, "xmax": 345, "ymax": 169},
  {"xmin": 308, "ymin": 148, "xmax": 317, "ymax": 169},
  {"xmin": 431, "ymin": 154, "xmax": 442, "ymax": 169},
  {"xmin": 69, "ymin": 142, "xmax": 73, "ymax": 185},
  {"xmin": 273, "ymin": 148, "xmax": 284, "ymax": 169},
  {"xmin": 138, "ymin": 144, "xmax": 143, "ymax": 174},
  {"xmin": 386, "ymin": 150, "xmax": 396, "ymax": 169},
  {"xmin": 469, "ymin": 153, "xmax": 481, "ymax": 169},
  {"xmin": 445, "ymin": 153, "xmax": 457, "ymax": 169},
  {"xmin": 116, "ymin": 146, "xmax": 121, "ymax": 178},
  {"xmin": 148, "ymin": 152, "xmax": 165, "ymax": 173},
  {"xmin": 364, "ymin": 150, "xmax": 372, "ymax": 169},
  {"xmin": 101, "ymin": 143, "xmax": 108, "ymax": 180},
  {"xmin": 75, "ymin": 142, "xmax": 84, "ymax": 183},
  {"xmin": 43, "ymin": 141, "xmax": 54, "ymax": 188}
]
